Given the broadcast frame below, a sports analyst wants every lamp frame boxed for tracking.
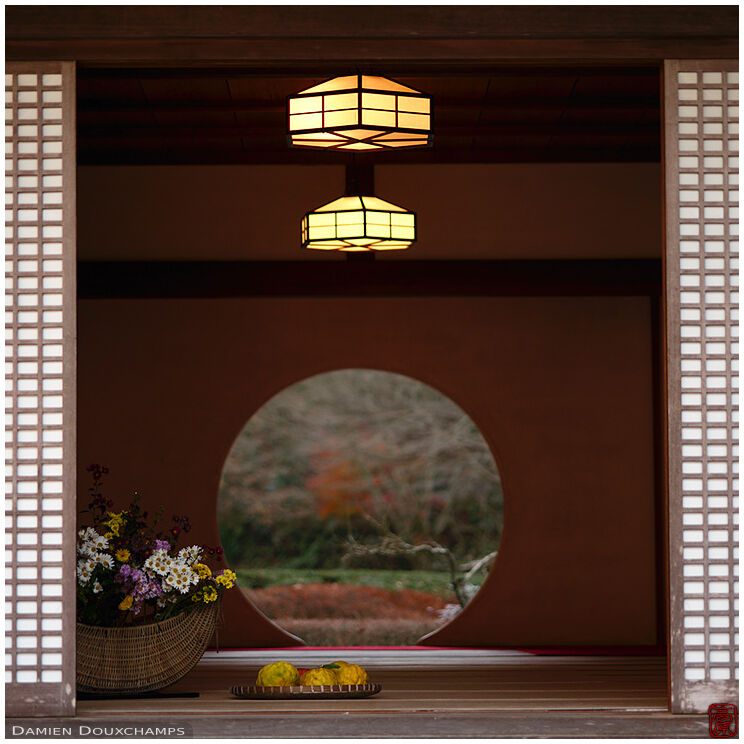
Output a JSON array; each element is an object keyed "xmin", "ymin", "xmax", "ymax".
[
  {"xmin": 300, "ymin": 195, "xmax": 417, "ymax": 252},
  {"xmin": 286, "ymin": 72, "xmax": 433, "ymax": 151}
]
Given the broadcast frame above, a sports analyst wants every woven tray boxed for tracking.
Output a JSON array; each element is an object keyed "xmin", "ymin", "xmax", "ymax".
[{"xmin": 230, "ymin": 683, "xmax": 382, "ymax": 700}]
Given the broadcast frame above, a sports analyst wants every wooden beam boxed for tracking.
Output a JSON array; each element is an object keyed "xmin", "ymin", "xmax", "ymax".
[
  {"xmin": 6, "ymin": 6, "xmax": 737, "ymax": 41},
  {"xmin": 76, "ymin": 95, "xmax": 661, "ymax": 116},
  {"xmin": 7, "ymin": 37, "xmax": 737, "ymax": 64},
  {"xmin": 77, "ymin": 259, "xmax": 662, "ymax": 299},
  {"xmin": 76, "ymin": 64, "xmax": 663, "ymax": 79},
  {"xmin": 78, "ymin": 122, "xmax": 661, "ymax": 140},
  {"xmin": 76, "ymin": 146, "xmax": 661, "ymax": 166}
]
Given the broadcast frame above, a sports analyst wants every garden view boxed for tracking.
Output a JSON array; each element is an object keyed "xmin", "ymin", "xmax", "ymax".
[{"xmin": 217, "ymin": 369, "xmax": 503, "ymax": 645}]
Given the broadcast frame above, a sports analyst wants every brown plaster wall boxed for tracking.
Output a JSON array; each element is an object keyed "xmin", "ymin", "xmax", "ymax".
[
  {"xmin": 76, "ymin": 163, "xmax": 661, "ymax": 261},
  {"xmin": 77, "ymin": 296, "xmax": 658, "ymax": 647}
]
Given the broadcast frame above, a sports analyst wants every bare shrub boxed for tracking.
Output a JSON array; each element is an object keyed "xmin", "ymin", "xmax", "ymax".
[{"xmin": 218, "ymin": 369, "xmax": 503, "ymax": 570}]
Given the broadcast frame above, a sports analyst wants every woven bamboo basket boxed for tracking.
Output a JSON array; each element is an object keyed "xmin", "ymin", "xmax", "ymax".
[{"xmin": 76, "ymin": 599, "xmax": 220, "ymax": 695}]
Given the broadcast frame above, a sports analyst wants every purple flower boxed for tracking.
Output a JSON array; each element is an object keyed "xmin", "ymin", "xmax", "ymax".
[
  {"xmin": 117, "ymin": 566, "xmax": 162, "ymax": 617},
  {"xmin": 154, "ymin": 540, "xmax": 171, "ymax": 552},
  {"xmin": 133, "ymin": 574, "xmax": 162, "ymax": 599},
  {"xmin": 115, "ymin": 564, "xmax": 132, "ymax": 582},
  {"xmin": 115, "ymin": 564, "xmax": 145, "ymax": 593}
]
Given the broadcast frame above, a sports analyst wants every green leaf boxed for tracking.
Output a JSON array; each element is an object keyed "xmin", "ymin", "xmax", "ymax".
[{"xmin": 322, "ymin": 663, "xmax": 340, "ymax": 669}]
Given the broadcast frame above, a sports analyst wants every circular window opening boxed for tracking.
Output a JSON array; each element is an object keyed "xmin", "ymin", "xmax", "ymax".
[{"xmin": 217, "ymin": 369, "xmax": 503, "ymax": 646}]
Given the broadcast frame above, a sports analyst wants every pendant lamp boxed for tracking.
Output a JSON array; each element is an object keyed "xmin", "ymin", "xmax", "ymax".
[
  {"xmin": 288, "ymin": 74, "xmax": 431, "ymax": 151},
  {"xmin": 301, "ymin": 194, "xmax": 416, "ymax": 251}
]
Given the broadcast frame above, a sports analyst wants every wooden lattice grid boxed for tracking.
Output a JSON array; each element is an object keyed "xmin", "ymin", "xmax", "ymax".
[
  {"xmin": 664, "ymin": 60, "xmax": 739, "ymax": 713},
  {"xmin": 5, "ymin": 61, "xmax": 76, "ymax": 716}
]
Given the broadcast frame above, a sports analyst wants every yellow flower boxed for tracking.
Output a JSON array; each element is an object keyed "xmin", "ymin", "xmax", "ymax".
[
  {"xmin": 115, "ymin": 549, "xmax": 130, "ymax": 562},
  {"xmin": 201, "ymin": 586, "xmax": 218, "ymax": 603},
  {"xmin": 194, "ymin": 563, "xmax": 211, "ymax": 579},
  {"xmin": 104, "ymin": 533, "xmax": 113, "ymax": 540},
  {"xmin": 103, "ymin": 512, "xmax": 126, "ymax": 538},
  {"xmin": 215, "ymin": 569, "xmax": 237, "ymax": 589},
  {"xmin": 191, "ymin": 591, "xmax": 202, "ymax": 603},
  {"xmin": 118, "ymin": 595, "xmax": 133, "ymax": 611}
]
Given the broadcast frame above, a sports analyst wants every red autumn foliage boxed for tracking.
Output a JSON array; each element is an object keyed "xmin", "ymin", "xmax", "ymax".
[
  {"xmin": 245, "ymin": 583, "xmax": 451, "ymax": 620},
  {"xmin": 306, "ymin": 454, "xmax": 373, "ymax": 519},
  {"xmin": 278, "ymin": 617, "xmax": 442, "ymax": 647}
]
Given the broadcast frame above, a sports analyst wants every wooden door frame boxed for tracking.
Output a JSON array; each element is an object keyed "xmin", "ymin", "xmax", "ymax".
[{"xmin": 4, "ymin": 5, "xmax": 738, "ymax": 718}]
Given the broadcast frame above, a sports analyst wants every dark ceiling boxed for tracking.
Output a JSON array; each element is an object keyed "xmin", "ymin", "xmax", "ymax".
[{"xmin": 77, "ymin": 66, "xmax": 660, "ymax": 166}]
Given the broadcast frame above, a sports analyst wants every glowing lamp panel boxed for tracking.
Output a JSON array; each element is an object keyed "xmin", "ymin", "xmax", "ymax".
[
  {"xmin": 302, "ymin": 196, "xmax": 416, "ymax": 251},
  {"xmin": 288, "ymin": 75, "xmax": 431, "ymax": 150}
]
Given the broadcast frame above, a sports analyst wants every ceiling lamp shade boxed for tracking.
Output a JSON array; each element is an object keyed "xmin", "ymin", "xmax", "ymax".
[
  {"xmin": 288, "ymin": 74, "xmax": 431, "ymax": 151},
  {"xmin": 301, "ymin": 195, "xmax": 416, "ymax": 251}
]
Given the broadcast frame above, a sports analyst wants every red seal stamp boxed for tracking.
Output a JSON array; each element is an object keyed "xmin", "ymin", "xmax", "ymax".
[{"xmin": 709, "ymin": 703, "xmax": 737, "ymax": 737}]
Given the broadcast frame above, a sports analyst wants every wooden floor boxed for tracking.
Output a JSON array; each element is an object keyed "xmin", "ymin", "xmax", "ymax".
[
  {"xmin": 9, "ymin": 651, "xmax": 715, "ymax": 738},
  {"xmin": 79, "ymin": 648, "xmax": 670, "ymax": 714}
]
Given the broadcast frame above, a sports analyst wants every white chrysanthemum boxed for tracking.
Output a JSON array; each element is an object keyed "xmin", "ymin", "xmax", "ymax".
[
  {"xmin": 77, "ymin": 541, "xmax": 97, "ymax": 559},
  {"xmin": 77, "ymin": 561, "xmax": 92, "ymax": 584},
  {"xmin": 143, "ymin": 556, "xmax": 158, "ymax": 576},
  {"xmin": 97, "ymin": 553, "xmax": 114, "ymax": 569},
  {"xmin": 144, "ymin": 549, "xmax": 172, "ymax": 577},
  {"xmin": 156, "ymin": 596, "xmax": 167, "ymax": 608},
  {"xmin": 168, "ymin": 563, "xmax": 199, "ymax": 588},
  {"xmin": 84, "ymin": 558, "xmax": 97, "ymax": 573},
  {"xmin": 92, "ymin": 581, "xmax": 103, "ymax": 594},
  {"xmin": 177, "ymin": 545, "xmax": 202, "ymax": 566},
  {"xmin": 163, "ymin": 571, "xmax": 178, "ymax": 587},
  {"xmin": 78, "ymin": 527, "xmax": 97, "ymax": 542},
  {"xmin": 164, "ymin": 570, "xmax": 194, "ymax": 594},
  {"xmin": 92, "ymin": 534, "xmax": 109, "ymax": 551}
]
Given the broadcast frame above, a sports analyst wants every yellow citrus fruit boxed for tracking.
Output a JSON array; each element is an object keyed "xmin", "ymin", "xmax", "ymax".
[
  {"xmin": 331, "ymin": 660, "xmax": 350, "ymax": 669},
  {"xmin": 256, "ymin": 661, "xmax": 300, "ymax": 687},
  {"xmin": 335, "ymin": 663, "xmax": 369, "ymax": 685},
  {"xmin": 301, "ymin": 667, "xmax": 338, "ymax": 685}
]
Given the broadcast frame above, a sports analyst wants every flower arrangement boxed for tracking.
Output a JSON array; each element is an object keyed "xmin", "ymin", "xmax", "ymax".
[{"xmin": 77, "ymin": 465, "xmax": 237, "ymax": 626}]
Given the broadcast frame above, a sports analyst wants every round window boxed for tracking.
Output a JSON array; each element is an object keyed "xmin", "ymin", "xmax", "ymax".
[{"xmin": 217, "ymin": 369, "xmax": 503, "ymax": 646}]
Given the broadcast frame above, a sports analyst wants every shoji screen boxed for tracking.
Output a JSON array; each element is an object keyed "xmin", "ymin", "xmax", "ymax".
[
  {"xmin": 5, "ymin": 62, "xmax": 76, "ymax": 716},
  {"xmin": 664, "ymin": 60, "xmax": 739, "ymax": 714}
]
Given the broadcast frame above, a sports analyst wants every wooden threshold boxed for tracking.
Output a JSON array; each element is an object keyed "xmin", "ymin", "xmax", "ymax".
[
  {"xmin": 6, "ymin": 711, "xmax": 709, "ymax": 739},
  {"xmin": 75, "ymin": 650, "xmax": 669, "ymax": 717},
  {"xmin": 11, "ymin": 653, "xmax": 705, "ymax": 740}
]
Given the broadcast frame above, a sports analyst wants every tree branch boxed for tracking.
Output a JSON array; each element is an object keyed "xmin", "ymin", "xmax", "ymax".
[
  {"xmin": 461, "ymin": 550, "xmax": 497, "ymax": 584},
  {"xmin": 343, "ymin": 517, "xmax": 468, "ymax": 607}
]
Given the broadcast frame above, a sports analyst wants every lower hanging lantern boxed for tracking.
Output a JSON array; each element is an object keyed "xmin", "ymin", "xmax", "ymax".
[{"xmin": 301, "ymin": 195, "xmax": 416, "ymax": 251}]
